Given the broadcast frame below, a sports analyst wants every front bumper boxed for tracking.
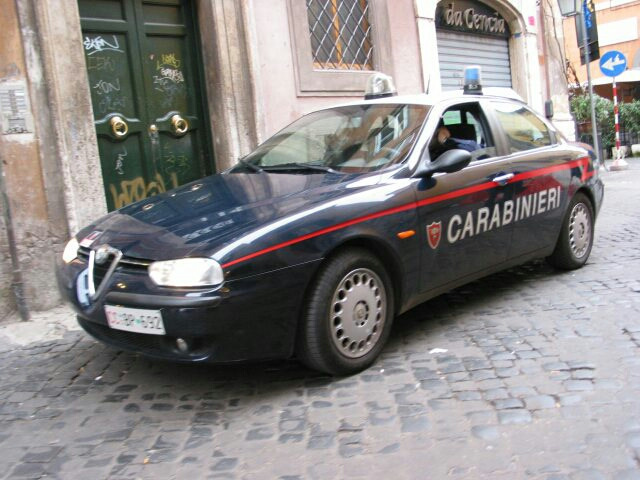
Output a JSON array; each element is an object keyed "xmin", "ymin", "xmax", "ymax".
[{"xmin": 57, "ymin": 257, "xmax": 321, "ymax": 363}]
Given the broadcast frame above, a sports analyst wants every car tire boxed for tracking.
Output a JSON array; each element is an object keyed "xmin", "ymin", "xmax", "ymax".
[
  {"xmin": 297, "ymin": 248, "xmax": 394, "ymax": 376},
  {"xmin": 547, "ymin": 192, "xmax": 594, "ymax": 270}
]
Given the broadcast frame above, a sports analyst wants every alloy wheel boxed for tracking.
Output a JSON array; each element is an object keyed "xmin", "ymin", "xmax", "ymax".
[{"xmin": 329, "ymin": 268, "xmax": 387, "ymax": 359}]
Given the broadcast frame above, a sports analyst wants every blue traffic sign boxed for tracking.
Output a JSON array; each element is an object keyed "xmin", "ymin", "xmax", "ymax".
[{"xmin": 599, "ymin": 50, "xmax": 627, "ymax": 77}]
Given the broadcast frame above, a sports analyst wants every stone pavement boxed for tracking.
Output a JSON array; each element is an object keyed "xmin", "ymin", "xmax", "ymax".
[{"xmin": 1, "ymin": 160, "xmax": 640, "ymax": 480}]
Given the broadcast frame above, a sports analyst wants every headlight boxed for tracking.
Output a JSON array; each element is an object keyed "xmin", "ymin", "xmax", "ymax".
[
  {"xmin": 148, "ymin": 258, "xmax": 224, "ymax": 287},
  {"xmin": 62, "ymin": 237, "xmax": 80, "ymax": 263}
]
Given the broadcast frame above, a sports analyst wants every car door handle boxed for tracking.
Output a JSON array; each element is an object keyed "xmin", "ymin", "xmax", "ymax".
[{"xmin": 492, "ymin": 173, "xmax": 514, "ymax": 186}]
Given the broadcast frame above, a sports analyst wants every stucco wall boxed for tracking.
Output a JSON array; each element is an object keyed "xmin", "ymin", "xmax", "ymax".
[
  {"xmin": 0, "ymin": 0, "xmax": 54, "ymax": 319},
  {"xmin": 197, "ymin": 0, "xmax": 262, "ymax": 170},
  {"xmin": 0, "ymin": 3, "xmax": 18, "ymax": 321},
  {"xmin": 0, "ymin": 0, "xmax": 106, "ymax": 319},
  {"xmin": 538, "ymin": 0, "xmax": 574, "ymax": 140},
  {"xmin": 250, "ymin": 0, "xmax": 423, "ymax": 139},
  {"xmin": 24, "ymin": 0, "xmax": 107, "ymax": 234}
]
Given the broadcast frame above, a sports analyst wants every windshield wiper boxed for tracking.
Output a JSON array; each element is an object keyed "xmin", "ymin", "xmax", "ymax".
[
  {"xmin": 235, "ymin": 159, "xmax": 263, "ymax": 173},
  {"xmin": 261, "ymin": 163, "xmax": 338, "ymax": 174}
]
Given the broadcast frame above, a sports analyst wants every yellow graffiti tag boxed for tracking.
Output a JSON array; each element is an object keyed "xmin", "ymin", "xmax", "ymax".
[
  {"xmin": 157, "ymin": 53, "xmax": 180, "ymax": 70},
  {"xmin": 109, "ymin": 172, "xmax": 178, "ymax": 209}
]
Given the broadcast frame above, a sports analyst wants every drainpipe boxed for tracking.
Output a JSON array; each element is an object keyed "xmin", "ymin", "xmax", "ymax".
[{"xmin": 0, "ymin": 153, "xmax": 30, "ymax": 321}]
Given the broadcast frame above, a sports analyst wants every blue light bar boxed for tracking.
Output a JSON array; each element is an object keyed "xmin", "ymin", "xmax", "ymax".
[{"xmin": 463, "ymin": 66, "xmax": 483, "ymax": 95}]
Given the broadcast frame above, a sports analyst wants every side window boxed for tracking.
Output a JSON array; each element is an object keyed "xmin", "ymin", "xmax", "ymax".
[
  {"xmin": 429, "ymin": 102, "xmax": 496, "ymax": 162},
  {"xmin": 465, "ymin": 112, "xmax": 484, "ymax": 145},
  {"xmin": 492, "ymin": 101, "xmax": 552, "ymax": 153},
  {"xmin": 442, "ymin": 111, "xmax": 461, "ymax": 125}
]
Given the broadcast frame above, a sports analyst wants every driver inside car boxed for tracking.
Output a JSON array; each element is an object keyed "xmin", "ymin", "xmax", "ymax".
[{"xmin": 431, "ymin": 124, "xmax": 482, "ymax": 159}]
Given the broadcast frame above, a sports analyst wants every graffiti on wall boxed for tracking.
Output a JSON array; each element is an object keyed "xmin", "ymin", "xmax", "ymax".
[
  {"xmin": 152, "ymin": 52, "xmax": 185, "ymax": 107},
  {"xmin": 84, "ymin": 35, "xmax": 124, "ymax": 55},
  {"xmin": 115, "ymin": 148, "xmax": 127, "ymax": 175},
  {"xmin": 109, "ymin": 172, "xmax": 178, "ymax": 209},
  {"xmin": 86, "ymin": 56, "xmax": 115, "ymax": 72}
]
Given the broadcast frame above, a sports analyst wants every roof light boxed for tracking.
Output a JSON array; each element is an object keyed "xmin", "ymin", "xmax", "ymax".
[
  {"xmin": 364, "ymin": 73, "xmax": 397, "ymax": 100},
  {"xmin": 463, "ymin": 66, "xmax": 483, "ymax": 95}
]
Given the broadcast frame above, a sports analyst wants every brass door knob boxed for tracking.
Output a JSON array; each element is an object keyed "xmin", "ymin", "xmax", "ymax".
[
  {"xmin": 110, "ymin": 116, "xmax": 129, "ymax": 138},
  {"xmin": 171, "ymin": 114, "xmax": 189, "ymax": 136}
]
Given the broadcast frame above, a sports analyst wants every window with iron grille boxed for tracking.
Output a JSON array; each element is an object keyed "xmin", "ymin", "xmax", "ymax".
[
  {"xmin": 306, "ymin": 0, "xmax": 374, "ymax": 71},
  {"xmin": 288, "ymin": 0, "xmax": 391, "ymax": 95}
]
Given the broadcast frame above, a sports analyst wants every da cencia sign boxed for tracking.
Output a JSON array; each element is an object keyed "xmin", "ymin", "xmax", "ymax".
[{"xmin": 436, "ymin": 0, "xmax": 510, "ymax": 38}]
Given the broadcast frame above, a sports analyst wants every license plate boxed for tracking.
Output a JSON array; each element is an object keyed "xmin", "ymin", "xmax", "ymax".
[{"xmin": 105, "ymin": 305, "xmax": 166, "ymax": 335}]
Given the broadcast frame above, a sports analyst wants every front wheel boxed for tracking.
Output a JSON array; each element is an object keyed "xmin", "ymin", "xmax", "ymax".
[
  {"xmin": 547, "ymin": 192, "xmax": 594, "ymax": 270},
  {"xmin": 297, "ymin": 248, "xmax": 394, "ymax": 376}
]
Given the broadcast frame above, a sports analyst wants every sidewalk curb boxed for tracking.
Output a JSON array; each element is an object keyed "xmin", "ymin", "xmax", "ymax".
[{"xmin": 0, "ymin": 304, "xmax": 80, "ymax": 346}]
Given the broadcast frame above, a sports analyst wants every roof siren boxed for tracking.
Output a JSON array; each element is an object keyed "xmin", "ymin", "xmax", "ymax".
[
  {"xmin": 463, "ymin": 66, "xmax": 483, "ymax": 95},
  {"xmin": 364, "ymin": 72, "xmax": 397, "ymax": 100}
]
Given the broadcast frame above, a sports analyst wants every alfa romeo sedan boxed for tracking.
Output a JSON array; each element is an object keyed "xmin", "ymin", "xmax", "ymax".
[{"xmin": 58, "ymin": 77, "xmax": 603, "ymax": 375}]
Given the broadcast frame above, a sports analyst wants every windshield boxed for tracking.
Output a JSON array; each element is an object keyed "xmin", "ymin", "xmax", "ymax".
[{"xmin": 233, "ymin": 104, "xmax": 429, "ymax": 174}]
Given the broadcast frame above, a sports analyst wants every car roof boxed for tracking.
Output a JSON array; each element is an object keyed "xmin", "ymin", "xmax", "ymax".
[{"xmin": 330, "ymin": 88, "xmax": 526, "ymax": 109}]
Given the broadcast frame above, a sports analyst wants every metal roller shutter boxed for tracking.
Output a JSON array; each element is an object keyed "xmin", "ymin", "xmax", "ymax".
[{"xmin": 437, "ymin": 30, "xmax": 512, "ymax": 90}]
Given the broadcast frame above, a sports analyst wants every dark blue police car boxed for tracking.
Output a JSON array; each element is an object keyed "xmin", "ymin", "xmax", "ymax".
[{"xmin": 58, "ymin": 73, "xmax": 604, "ymax": 375}]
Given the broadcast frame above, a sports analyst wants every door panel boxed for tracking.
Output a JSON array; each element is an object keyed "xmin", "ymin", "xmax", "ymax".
[
  {"xmin": 506, "ymin": 149, "xmax": 571, "ymax": 258},
  {"xmin": 142, "ymin": 28, "xmax": 205, "ymax": 189},
  {"xmin": 416, "ymin": 158, "xmax": 515, "ymax": 293},
  {"xmin": 80, "ymin": 0, "xmax": 212, "ymax": 211},
  {"xmin": 486, "ymin": 101, "xmax": 571, "ymax": 258}
]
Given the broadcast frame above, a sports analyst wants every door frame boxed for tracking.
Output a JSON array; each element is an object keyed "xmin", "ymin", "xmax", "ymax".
[
  {"xmin": 79, "ymin": 0, "xmax": 216, "ymax": 211},
  {"xmin": 23, "ymin": 0, "xmax": 261, "ymax": 233}
]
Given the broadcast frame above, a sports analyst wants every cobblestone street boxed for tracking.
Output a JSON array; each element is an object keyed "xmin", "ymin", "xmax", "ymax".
[{"xmin": 1, "ymin": 161, "xmax": 640, "ymax": 479}]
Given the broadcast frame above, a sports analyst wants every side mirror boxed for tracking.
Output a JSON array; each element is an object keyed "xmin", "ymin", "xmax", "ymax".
[{"xmin": 413, "ymin": 149, "xmax": 472, "ymax": 177}]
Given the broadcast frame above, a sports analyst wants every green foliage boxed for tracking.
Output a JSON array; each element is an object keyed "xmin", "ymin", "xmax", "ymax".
[
  {"xmin": 620, "ymin": 100, "xmax": 640, "ymax": 135},
  {"xmin": 570, "ymin": 94, "xmax": 614, "ymax": 150},
  {"xmin": 569, "ymin": 94, "xmax": 593, "ymax": 123},
  {"xmin": 571, "ymin": 96, "xmax": 640, "ymax": 151}
]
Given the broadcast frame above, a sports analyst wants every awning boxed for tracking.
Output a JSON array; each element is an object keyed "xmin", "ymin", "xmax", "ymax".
[{"xmin": 591, "ymin": 68, "xmax": 640, "ymax": 85}]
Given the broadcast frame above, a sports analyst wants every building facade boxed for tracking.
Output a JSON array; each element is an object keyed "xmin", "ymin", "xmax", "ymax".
[
  {"xmin": 562, "ymin": 0, "xmax": 640, "ymax": 102},
  {"xmin": 0, "ymin": 0, "xmax": 569, "ymax": 320}
]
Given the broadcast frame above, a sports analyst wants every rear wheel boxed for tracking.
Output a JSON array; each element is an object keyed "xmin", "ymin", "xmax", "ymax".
[
  {"xmin": 297, "ymin": 248, "xmax": 394, "ymax": 376},
  {"xmin": 547, "ymin": 192, "xmax": 594, "ymax": 270}
]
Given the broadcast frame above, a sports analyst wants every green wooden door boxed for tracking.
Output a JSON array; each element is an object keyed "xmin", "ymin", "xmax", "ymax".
[{"xmin": 79, "ymin": 0, "xmax": 213, "ymax": 211}]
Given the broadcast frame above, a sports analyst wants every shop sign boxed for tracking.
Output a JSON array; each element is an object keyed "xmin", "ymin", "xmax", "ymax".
[{"xmin": 436, "ymin": 1, "xmax": 510, "ymax": 38}]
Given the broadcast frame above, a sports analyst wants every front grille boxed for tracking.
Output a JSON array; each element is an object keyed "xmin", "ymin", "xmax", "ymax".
[
  {"xmin": 78, "ymin": 246, "xmax": 151, "ymax": 293},
  {"xmin": 78, "ymin": 246, "xmax": 152, "ymax": 269}
]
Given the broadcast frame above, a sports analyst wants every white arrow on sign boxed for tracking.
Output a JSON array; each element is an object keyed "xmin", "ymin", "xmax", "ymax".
[{"xmin": 601, "ymin": 54, "xmax": 625, "ymax": 73}]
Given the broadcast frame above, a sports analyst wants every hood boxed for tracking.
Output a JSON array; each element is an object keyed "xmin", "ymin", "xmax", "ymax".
[{"xmin": 77, "ymin": 171, "xmax": 379, "ymax": 261}]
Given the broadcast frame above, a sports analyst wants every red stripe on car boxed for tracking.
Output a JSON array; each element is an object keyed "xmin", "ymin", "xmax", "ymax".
[{"xmin": 221, "ymin": 157, "xmax": 592, "ymax": 269}]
